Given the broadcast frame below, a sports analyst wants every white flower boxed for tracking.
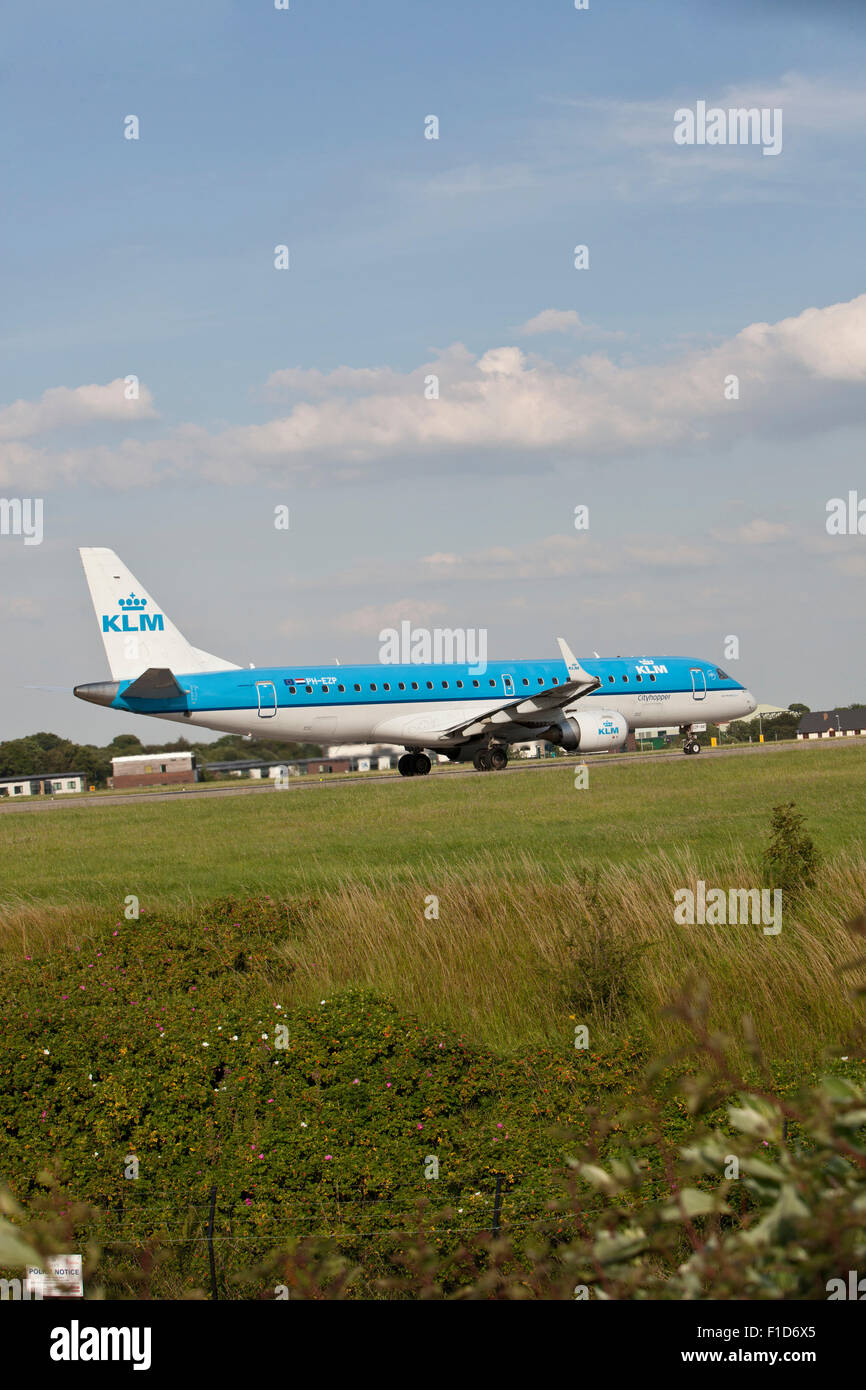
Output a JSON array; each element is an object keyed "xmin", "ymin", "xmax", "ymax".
[
  {"xmin": 43, "ymin": 1049, "xmax": 49, "ymax": 1055},
  {"xmin": 202, "ymin": 1042, "xmax": 209, "ymax": 1048},
  {"xmin": 300, "ymin": 1121, "xmax": 308, "ymax": 1128},
  {"xmin": 261, "ymin": 1033, "xmax": 268, "ymax": 1040},
  {"xmin": 231, "ymin": 1035, "xmax": 238, "ymax": 1041}
]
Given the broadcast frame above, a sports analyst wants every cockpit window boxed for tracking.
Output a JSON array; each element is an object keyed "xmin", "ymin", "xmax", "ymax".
[{"xmin": 716, "ymin": 667, "xmax": 730, "ymax": 679}]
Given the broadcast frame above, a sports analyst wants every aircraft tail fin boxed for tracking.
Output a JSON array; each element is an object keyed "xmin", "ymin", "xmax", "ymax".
[{"xmin": 79, "ymin": 547, "xmax": 240, "ymax": 681}]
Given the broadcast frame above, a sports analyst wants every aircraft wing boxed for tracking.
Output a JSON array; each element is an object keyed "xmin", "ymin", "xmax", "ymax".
[{"xmin": 437, "ymin": 639, "xmax": 600, "ymax": 740}]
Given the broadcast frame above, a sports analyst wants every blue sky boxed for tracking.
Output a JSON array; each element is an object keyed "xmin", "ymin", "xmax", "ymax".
[{"xmin": 2, "ymin": 0, "xmax": 866, "ymax": 742}]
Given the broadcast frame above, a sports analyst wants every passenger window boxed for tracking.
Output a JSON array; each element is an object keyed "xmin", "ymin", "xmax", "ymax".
[
  {"xmin": 383, "ymin": 683, "xmax": 390, "ymax": 691},
  {"xmin": 412, "ymin": 682, "xmax": 419, "ymax": 690},
  {"xmin": 472, "ymin": 679, "xmax": 479, "ymax": 687},
  {"xmin": 354, "ymin": 683, "xmax": 361, "ymax": 692},
  {"xmin": 650, "ymin": 674, "xmax": 656, "ymax": 682},
  {"xmin": 608, "ymin": 675, "xmax": 614, "ymax": 683},
  {"xmin": 338, "ymin": 684, "xmax": 345, "ymax": 692},
  {"xmin": 456, "ymin": 680, "xmax": 463, "ymax": 688},
  {"xmin": 398, "ymin": 682, "xmax": 405, "ymax": 690},
  {"xmin": 370, "ymin": 683, "xmax": 377, "ymax": 692},
  {"xmin": 442, "ymin": 681, "xmax": 448, "ymax": 689},
  {"xmin": 305, "ymin": 685, "xmax": 313, "ymax": 693},
  {"xmin": 522, "ymin": 678, "xmax": 529, "ymax": 686},
  {"xmin": 622, "ymin": 675, "xmax": 628, "ymax": 683},
  {"xmin": 426, "ymin": 681, "xmax": 433, "ymax": 689}
]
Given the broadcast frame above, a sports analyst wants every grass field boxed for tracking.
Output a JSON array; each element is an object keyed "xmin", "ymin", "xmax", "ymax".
[
  {"xmin": 1, "ymin": 741, "xmax": 864, "ymax": 1296},
  {"xmin": 2, "ymin": 742, "xmax": 864, "ymax": 911},
  {"xmin": 1, "ymin": 742, "xmax": 864, "ymax": 1057}
]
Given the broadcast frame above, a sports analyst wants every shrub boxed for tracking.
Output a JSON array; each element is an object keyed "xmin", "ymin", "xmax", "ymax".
[{"xmin": 762, "ymin": 802, "xmax": 822, "ymax": 893}]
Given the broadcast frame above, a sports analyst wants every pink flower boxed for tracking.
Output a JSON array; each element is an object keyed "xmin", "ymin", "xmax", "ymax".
[{"xmin": 324, "ymin": 1155, "xmax": 333, "ymax": 1161}]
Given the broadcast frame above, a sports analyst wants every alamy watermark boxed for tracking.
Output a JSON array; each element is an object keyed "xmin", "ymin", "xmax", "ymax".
[
  {"xmin": 0, "ymin": 497, "xmax": 43, "ymax": 545},
  {"xmin": 379, "ymin": 622, "xmax": 487, "ymax": 674},
  {"xmin": 674, "ymin": 101, "xmax": 782, "ymax": 157},
  {"xmin": 674, "ymin": 880, "xmax": 782, "ymax": 935},
  {"xmin": 826, "ymin": 492, "xmax": 866, "ymax": 536}
]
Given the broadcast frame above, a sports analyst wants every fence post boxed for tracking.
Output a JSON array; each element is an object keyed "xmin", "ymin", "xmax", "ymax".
[
  {"xmin": 206, "ymin": 1185, "xmax": 218, "ymax": 1301},
  {"xmin": 491, "ymin": 1173, "xmax": 504, "ymax": 1237}
]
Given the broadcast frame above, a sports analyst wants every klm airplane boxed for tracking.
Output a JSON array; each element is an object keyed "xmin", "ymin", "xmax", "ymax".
[{"xmin": 74, "ymin": 548, "xmax": 757, "ymax": 775}]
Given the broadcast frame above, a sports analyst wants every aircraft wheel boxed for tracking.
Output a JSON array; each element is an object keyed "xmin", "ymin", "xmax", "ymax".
[
  {"xmin": 489, "ymin": 748, "xmax": 508, "ymax": 771},
  {"xmin": 413, "ymin": 752, "xmax": 432, "ymax": 776},
  {"xmin": 473, "ymin": 750, "xmax": 492, "ymax": 772},
  {"xmin": 398, "ymin": 754, "xmax": 416, "ymax": 777},
  {"xmin": 691, "ymin": 739, "xmax": 701, "ymax": 754}
]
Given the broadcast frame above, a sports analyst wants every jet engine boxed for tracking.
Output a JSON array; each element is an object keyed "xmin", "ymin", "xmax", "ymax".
[{"xmin": 544, "ymin": 708, "xmax": 629, "ymax": 752}]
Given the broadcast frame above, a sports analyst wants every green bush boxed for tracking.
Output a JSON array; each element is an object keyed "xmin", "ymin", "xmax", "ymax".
[{"xmin": 762, "ymin": 802, "xmax": 822, "ymax": 893}]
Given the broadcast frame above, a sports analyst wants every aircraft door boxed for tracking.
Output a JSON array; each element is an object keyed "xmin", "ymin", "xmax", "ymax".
[
  {"xmin": 502, "ymin": 673, "xmax": 515, "ymax": 698},
  {"xmin": 256, "ymin": 680, "xmax": 277, "ymax": 718},
  {"xmin": 690, "ymin": 668, "xmax": 707, "ymax": 701}
]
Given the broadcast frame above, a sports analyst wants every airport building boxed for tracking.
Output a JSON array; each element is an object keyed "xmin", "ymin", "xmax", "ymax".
[
  {"xmin": 110, "ymin": 751, "xmax": 198, "ymax": 788},
  {"xmin": 797, "ymin": 709, "xmax": 866, "ymax": 740},
  {"xmin": 0, "ymin": 772, "xmax": 87, "ymax": 797},
  {"xmin": 203, "ymin": 756, "xmax": 354, "ymax": 778}
]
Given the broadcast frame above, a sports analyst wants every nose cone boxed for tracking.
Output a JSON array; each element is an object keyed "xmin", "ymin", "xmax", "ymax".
[
  {"xmin": 74, "ymin": 680, "xmax": 120, "ymax": 707},
  {"xmin": 744, "ymin": 689, "xmax": 757, "ymax": 715}
]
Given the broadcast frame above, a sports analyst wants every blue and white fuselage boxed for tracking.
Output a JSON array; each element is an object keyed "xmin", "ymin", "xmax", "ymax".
[{"xmin": 73, "ymin": 549, "xmax": 757, "ymax": 773}]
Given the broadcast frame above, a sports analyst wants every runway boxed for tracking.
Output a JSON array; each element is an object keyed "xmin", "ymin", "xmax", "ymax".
[{"xmin": 1, "ymin": 735, "xmax": 861, "ymax": 813}]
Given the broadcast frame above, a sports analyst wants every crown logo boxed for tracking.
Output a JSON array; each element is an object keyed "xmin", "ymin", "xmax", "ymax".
[{"xmin": 118, "ymin": 592, "xmax": 147, "ymax": 610}]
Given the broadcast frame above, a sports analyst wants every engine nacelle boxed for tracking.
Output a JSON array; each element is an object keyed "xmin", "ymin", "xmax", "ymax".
[{"xmin": 546, "ymin": 708, "xmax": 629, "ymax": 752}]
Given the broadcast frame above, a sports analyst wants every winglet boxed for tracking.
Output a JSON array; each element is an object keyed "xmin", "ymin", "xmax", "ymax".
[{"xmin": 556, "ymin": 638, "xmax": 600, "ymax": 690}]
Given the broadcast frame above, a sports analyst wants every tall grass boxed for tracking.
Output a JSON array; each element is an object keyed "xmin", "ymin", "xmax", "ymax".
[
  {"xmin": 256, "ymin": 848, "xmax": 866, "ymax": 1057},
  {"xmin": 5, "ymin": 847, "xmax": 862, "ymax": 1062}
]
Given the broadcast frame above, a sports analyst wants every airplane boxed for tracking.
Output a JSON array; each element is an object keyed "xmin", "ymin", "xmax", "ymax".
[{"xmin": 73, "ymin": 548, "xmax": 757, "ymax": 774}]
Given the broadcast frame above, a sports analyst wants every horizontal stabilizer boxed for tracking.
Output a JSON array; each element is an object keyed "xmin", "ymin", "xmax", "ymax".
[{"xmin": 122, "ymin": 667, "xmax": 185, "ymax": 700}]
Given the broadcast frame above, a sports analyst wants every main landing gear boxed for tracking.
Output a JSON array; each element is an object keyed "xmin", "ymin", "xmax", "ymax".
[
  {"xmin": 398, "ymin": 752, "xmax": 432, "ymax": 777},
  {"xmin": 473, "ymin": 746, "xmax": 508, "ymax": 772}
]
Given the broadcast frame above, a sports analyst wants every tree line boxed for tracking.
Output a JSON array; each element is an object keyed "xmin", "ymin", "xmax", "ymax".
[{"xmin": 0, "ymin": 731, "xmax": 324, "ymax": 786}]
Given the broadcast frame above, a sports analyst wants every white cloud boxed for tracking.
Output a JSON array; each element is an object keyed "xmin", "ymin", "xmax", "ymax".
[
  {"xmin": 731, "ymin": 519, "xmax": 792, "ymax": 544},
  {"xmin": 3, "ymin": 294, "xmax": 866, "ymax": 488},
  {"xmin": 517, "ymin": 309, "xmax": 584, "ymax": 335},
  {"xmin": 514, "ymin": 308, "xmax": 627, "ymax": 341},
  {"xmin": 0, "ymin": 379, "xmax": 156, "ymax": 443},
  {"xmin": 332, "ymin": 598, "xmax": 447, "ymax": 636}
]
